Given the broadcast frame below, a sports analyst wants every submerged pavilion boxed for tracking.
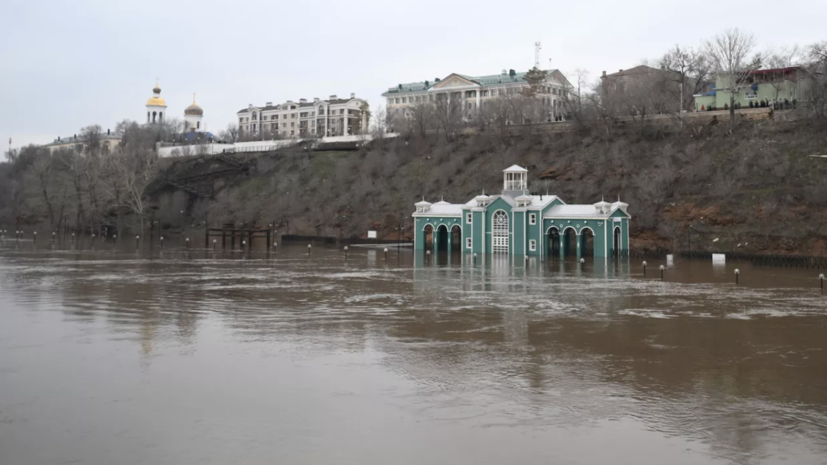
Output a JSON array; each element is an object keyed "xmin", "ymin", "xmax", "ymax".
[{"xmin": 412, "ymin": 165, "xmax": 631, "ymax": 258}]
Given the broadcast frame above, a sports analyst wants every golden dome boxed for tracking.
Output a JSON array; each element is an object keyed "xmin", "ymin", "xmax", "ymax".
[
  {"xmin": 184, "ymin": 94, "xmax": 203, "ymax": 115},
  {"xmin": 147, "ymin": 81, "xmax": 166, "ymax": 106},
  {"xmin": 147, "ymin": 96, "xmax": 167, "ymax": 107}
]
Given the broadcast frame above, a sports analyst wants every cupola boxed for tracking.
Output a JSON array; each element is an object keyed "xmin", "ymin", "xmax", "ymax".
[
  {"xmin": 415, "ymin": 199, "xmax": 432, "ymax": 213},
  {"xmin": 594, "ymin": 199, "xmax": 612, "ymax": 215}
]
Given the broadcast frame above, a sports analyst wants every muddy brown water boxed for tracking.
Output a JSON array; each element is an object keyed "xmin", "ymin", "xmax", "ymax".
[{"xmin": 1, "ymin": 242, "xmax": 826, "ymax": 465}]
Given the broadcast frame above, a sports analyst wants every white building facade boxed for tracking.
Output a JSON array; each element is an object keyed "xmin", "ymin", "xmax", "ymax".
[
  {"xmin": 236, "ymin": 93, "xmax": 369, "ymax": 138},
  {"xmin": 382, "ymin": 69, "xmax": 571, "ymax": 123}
]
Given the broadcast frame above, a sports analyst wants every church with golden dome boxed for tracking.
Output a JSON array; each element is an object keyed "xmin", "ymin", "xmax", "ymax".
[
  {"xmin": 144, "ymin": 82, "xmax": 207, "ymax": 133},
  {"xmin": 146, "ymin": 82, "xmax": 167, "ymax": 124},
  {"xmin": 184, "ymin": 95, "xmax": 204, "ymax": 132}
]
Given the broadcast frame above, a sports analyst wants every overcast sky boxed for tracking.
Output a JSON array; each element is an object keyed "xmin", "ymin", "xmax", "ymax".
[{"xmin": 1, "ymin": 0, "xmax": 824, "ymax": 150}]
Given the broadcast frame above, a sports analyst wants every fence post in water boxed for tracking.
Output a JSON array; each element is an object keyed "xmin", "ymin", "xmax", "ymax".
[
  {"xmin": 642, "ymin": 261, "xmax": 647, "ymax": 277},
  {"xmin": 526, "ymin": 255, "xmax": 529, "ymax": 267},
  {"xmin": 735, "ymin": 268, "xmax": 740, "ymax": 285},
  {"xmin": 16, "ymin": 230, "xmax": 19, "ymax": 242},
  {"xmin": 33, "ymin": 231, "xmax": 37, "ymax": 245},
  {"xmin": 820, "ymin": 273, "xmax": 825, "ymax": 293},
  {"xmin": 473, "ymin": 253, "xmax": 477, "ymax": 264},
  {"xmin": 160, "ymin": 236, "xmax": 164, "ymax": 248},
  {"xmin": 344, "ymin": 246, "xmax": 348, "ymax": 260},
  {"xmin": 71, "ymin": 232, "xmax": 75, "ymax": 243},
  {"xmin": 580, "ymin": 258, "xmax": 585, "ymax": 270},
  {"xmin": 426, "ymin": 250, "xmax": 430, "ymax": 263},
  {"xmin": 660, "ymin": 265, "xmax": 665, "ymax": 281},
  {"xmin": 213, "ymin": 239, "xmax": 217, "ymax": 251},
  {"xmin": 135, "ymin": 235, "xmax": 140, "ymax": 249},
  {"xmin": 241, "ymin": 240, "xmax": 246, "ymax": 251},
  {"xmin": 186, "ymin": 238, "xmax": 190, "ymax": 249},
  {"xmin": 273, "ymin": 242, "xmax": 277, "ymax": 253},
  {"xmin": 384, "ymin": 248, "xmax": 388, "ymax": 261},
  {"xmin": 91, "ymin": 233, "xmax": 95, "ymax": 246},
  {"xmin": 307, "ymin": 244, "xmax": 311, "ymax": 255}
]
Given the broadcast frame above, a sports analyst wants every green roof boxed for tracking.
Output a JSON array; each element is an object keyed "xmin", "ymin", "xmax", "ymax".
[{"xmin": 384, "ymin": 69, "xmax": 559, "ymax": 94}]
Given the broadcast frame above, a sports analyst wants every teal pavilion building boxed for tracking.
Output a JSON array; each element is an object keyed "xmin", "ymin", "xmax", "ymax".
[{"xmin": 413, "ymin": 165, "xmax": 631, "ymax": 258}]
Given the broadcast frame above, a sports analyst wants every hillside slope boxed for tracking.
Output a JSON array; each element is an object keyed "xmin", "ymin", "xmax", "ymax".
[{"xmin": 157, "ymin": 119, "xmax": 827, "ymax": 255}]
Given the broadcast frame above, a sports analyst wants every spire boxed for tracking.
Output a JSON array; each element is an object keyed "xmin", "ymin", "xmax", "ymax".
[{"xmin": 193, "ymin": 93, "xmax": 196, "ymax": 103}]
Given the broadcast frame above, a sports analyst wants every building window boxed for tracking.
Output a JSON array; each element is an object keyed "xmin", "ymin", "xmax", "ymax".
[
  {"xmin": 466, "ymin": 213, "xmax": 472, "ymax": 224},
  {"xmin": 529, "ymin": 240, "xmax": 536, "ymax": 252},
  {"xmin": 529, "ymin": 213, "xmax": 536, "ymax": 225},
  {"xmin": 466, "ymin": 237, "xmax": 472, "ymax": 249},
  {"xmin": 402, "ymin": 97, "xmax": 407, "ymax": 103}
]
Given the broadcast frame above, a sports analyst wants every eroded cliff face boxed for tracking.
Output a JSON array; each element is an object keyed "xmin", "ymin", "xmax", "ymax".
[{"xmin": 154, "ymin": 119, "xmax": 827, "ymax": 255}]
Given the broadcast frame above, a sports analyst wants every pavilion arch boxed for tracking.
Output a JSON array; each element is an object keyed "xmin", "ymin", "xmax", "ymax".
[
  {"xmin": 422, "ymin": 223, "xmax": 435, "ymax": 251},
  {"xmin": 579, "ymin": 226, "xmax": 596, "ymax": 257},
  {"xmin": 546, "ymin": 226, "xmax": 561, "ymax": 257},
  {"xmin": 450, "ymin": 225, "xmax": 462, "ymax": 251},
  {"xmin": 435, "ymin": 224, "xmax": 449, "ymax": 252},
  {"xmin": 613, "ymin": 226, "xmax": 622, "ymax": 257},
  {"xmin": 561, "ymin": 226, "xmax": 578, "ymax": 257}
]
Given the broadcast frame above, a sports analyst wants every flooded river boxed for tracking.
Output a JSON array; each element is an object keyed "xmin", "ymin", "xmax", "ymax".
[{"xmin": 1, "ymin": 242, "xmax": 826, "ymax": 464}]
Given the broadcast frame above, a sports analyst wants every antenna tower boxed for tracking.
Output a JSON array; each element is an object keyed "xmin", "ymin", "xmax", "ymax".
[{"xmin": 534, "ymin": 41, "xmax": 541, "ymax": 68}]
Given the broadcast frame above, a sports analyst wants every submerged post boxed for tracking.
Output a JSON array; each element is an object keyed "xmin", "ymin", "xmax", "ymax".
[
  {"xmin": 735, "ymin": 268, "xmax": 739, "ymax": 285},
  {"xmin": 213, "ymin": 239, "xmax": 217, "ymax": 251},
  {"xmin": 33, "ymin": 231, "xmax": 37, "ymax": 245},
  {"xmin": 642, "ymin": 261, "xmax": 647, "ymax": 277},
  {"xmin": 160, "ymin": 236, "xmax": 164, "ymax": 248},
  {"xmin": 660, "ymin": 265, "xmax": 665, "ymax": 281},
  {"xmin": 820, "ymin": 273, "xmax": 824, "ymax": 293},
  {"xmin": 344, "ymin": 245, "xmax": 348, "ymax": 260},
  {"xmin": 384, "ymin": 248, "xmax": 388, "ymax": 261},
  {"xmin": 186, "ymin": 238, "xmax": 190, "ymax": 249},
  {"xmin": 307, "ymin": 244, "xmax": 311, "ymax": 255},
  {"xmin": 580, "ymin": 257, "xmax": 585, "ymax": 269}
]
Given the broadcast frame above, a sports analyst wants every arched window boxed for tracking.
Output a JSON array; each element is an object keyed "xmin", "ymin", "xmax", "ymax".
[
  {"xmin": 492, "ymin": 210, "xmax": 509, "ymax": 254},
  {"xmin": 197, "ymin": 121, "xmax": 200, "ymax": 129}
]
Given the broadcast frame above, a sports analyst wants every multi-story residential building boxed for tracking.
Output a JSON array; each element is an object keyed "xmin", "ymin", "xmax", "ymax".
[
  {"xmin": 381, "ymin": 69, "xmax": 571, "ymax": 122},
  {"xmin": 236, "ymin": 93, "xmax": 369, "ymax": 139}
]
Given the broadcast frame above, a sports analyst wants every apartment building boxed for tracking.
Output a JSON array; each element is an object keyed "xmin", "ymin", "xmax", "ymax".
[{"xmin": 237, "ymin": 93, "xmax": 369, "ymax": 138}]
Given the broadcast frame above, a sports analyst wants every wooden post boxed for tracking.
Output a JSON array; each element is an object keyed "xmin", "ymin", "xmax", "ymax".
[{"xmin": 204, "ymin": 226, "xmax": 209, "ymax": 249}]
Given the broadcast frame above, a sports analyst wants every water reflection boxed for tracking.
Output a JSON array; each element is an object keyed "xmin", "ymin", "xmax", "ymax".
[{"xmin": 0, "ymin": 243, "xmax": 826, "ymax": 464}]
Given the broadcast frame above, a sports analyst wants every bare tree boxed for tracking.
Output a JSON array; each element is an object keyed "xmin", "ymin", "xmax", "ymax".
[
  {"xmin": 26, "ymin": 151, "xmax": 57, "ymax": 228},
  {"xmin": 370, "ymin": 105, "xmax": 388, "ymax": 139},
  {"xmin": 704, "ymin": 28, "xmax": 763, "ymax": 125},
  {"xmin": 765, "ymin": 45, "xmax": 803, "ymax": 102},
  {"xmin": 221, "ymin": 123, "xmax": 240, "ymax": 143},
  {"xmin": 805, "ymin": 41, "xmax": 827, "ymax": 117},
  {"xmin": 560, "ymin": 69, "xmax": 591, "ymax": 126},
  {"xmin": 660, "ymin": 45, "xmax": 712, "ymax": 112},
  {"xmin": 432, "ymin": 93, "xmax": 464, "ymax": 143}
]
